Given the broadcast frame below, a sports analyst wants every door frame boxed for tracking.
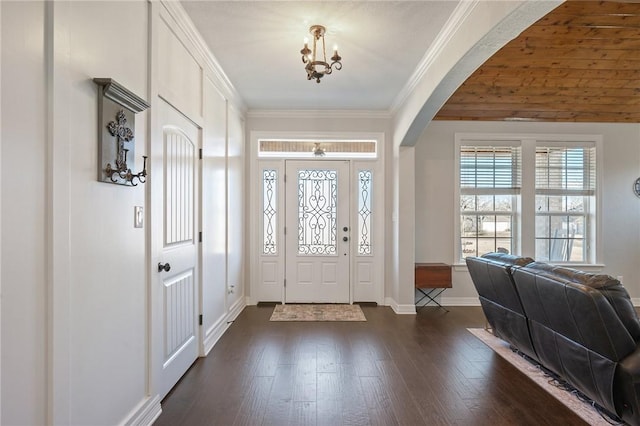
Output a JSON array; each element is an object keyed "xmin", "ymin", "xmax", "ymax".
[{"xmin": 248, "ymin": 131, "xmax": 385, "ymax": 306}]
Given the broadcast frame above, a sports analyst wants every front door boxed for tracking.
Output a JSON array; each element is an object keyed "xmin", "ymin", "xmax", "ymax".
[
  {"xmin": 153, "ymin": 99, "xmax": 200, "ymax": 399},
  {"xmin": 285, "ymin": 160, "xmax": 351, "ymax": 303}
]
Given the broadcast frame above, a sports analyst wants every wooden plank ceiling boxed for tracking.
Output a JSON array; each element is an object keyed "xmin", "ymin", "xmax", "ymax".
[{"xmin": 434, "ymin": 1, "xmax": 640, "ymax": 122}]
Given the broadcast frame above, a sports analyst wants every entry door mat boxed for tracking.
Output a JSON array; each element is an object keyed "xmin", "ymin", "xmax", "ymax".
[
  {"xmin": 467, "ymin": 328, "xmax": 618, "ymax": 426},
  {"xmin": 270, "ymin": 304, "xmax": 366, "ymax": 322}
]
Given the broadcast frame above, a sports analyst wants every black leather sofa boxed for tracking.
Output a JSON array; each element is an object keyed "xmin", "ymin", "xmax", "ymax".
[{"xmin": 467, "ymin": 253, "xmax": 640, "ymax": 425}]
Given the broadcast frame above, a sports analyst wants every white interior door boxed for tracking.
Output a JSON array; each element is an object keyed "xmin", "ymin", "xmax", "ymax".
[
  {"xmin": 285, "ymin": 160, "xmax": 350, "ymax": 303},
  {"xmin": 154, "ymin": 100, "xmax": 200, "ymax": 399}
]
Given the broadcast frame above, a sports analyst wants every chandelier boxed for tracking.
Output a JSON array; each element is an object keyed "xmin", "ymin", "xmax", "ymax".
[{"xmin": 300, "ymin": 25, "xmax": 342, "ymax": 83}]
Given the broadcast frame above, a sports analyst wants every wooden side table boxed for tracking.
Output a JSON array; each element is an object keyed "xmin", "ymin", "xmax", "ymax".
[{"xmin": 415, "ymin": 263, "xmax": 452, "ymax": 311}]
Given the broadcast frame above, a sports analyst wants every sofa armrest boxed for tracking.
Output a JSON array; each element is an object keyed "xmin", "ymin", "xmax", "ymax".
[{"xmin": 615, "ymin": 346, "xmax": 640, "ymax": 423}]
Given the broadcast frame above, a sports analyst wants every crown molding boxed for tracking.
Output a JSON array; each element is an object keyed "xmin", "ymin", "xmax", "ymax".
[
  {"xmin": 390, "ymin": 0, "xmax": 479, "ymax": 115},
  {"xmin": 247, "ymin": 109, "xmax": 392, "ymax": 120},
  {"xmin": 159, "ymin": 0, "xmax": 247, "ymax": 114}
]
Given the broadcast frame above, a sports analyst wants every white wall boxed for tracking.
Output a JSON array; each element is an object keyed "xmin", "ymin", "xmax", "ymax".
[
  {"xmin": 415, "ymin": 120, "xmax": 640, "ymax": 303},
  {"xmin": 1, "ymin": 2, "xmax": 48, "ymax": 424},
  {"xmin": 65, "ymin": 3, "xmax": 149, "ymax": 424}
]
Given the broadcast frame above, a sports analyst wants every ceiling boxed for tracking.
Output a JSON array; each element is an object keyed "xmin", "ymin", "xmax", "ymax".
[
  {"xmin": 181, "ymin": 1, "xmax": 458, "ymax": 111},
  {"xmin": 435, "ymin": 0, "xmax": 640, "ymax": 122},
  {"xmin": 181, "ymin": 1, "xmax": 640, "ymax": 122}
]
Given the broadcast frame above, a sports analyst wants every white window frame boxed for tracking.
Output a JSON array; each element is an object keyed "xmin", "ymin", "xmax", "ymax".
[{"xmin": 455, "ymin": 133, "xmax": 602, "ymax": 266}]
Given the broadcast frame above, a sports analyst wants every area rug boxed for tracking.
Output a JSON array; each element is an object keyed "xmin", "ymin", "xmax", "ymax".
[
  {"xmin": 468, "ymin": 328, "xmax": 618, "ymax": 426},
  {"xmin": 270, "ymin": 304, "xmax": 366, "ymax": 321}
]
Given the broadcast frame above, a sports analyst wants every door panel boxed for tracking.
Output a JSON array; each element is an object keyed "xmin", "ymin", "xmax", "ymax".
[
  {"xmin": 155, "ymin": 100, "xmax": 200, "ymax": 399},
  {"xmin": 285, "ymin": 161, "xmax": 350, "ymax": 303}
]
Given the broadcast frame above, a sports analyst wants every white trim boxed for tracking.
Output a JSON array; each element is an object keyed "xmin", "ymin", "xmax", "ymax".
[
  {"xmin": 247, "ymin": 109, "xmax": 391, "ymax": 120},
  {"xmin": 227, "ymin": 296, "xmax": 246, "ymax": 323},
  {"xmin": 0, "ymin": 1, "xmax": 3, "ymax": 420},
  {"xmin": 47, "ymin": 1, "xmax": 72, "ymax": 423},
  {"xmin": 631, "ymin": 298, "xmax": 640, "ymax": 307},
  {"xmin": 203, "ymin": 313, "xmax": 232, "ymax": 355},
  {"xmin": 390, "ymin": 0, "xmax": 478, "ymax": 114},
  {"xmin": 120, "ymin": 395, "xmax": 162, "ymax": 426},
  {"xmin": 159, "ymin": 0, "xmax": 245, "ymax": 114},
  {"xmin": 385, "ymin": 298, "xmax": 417, "ymax": 315}
]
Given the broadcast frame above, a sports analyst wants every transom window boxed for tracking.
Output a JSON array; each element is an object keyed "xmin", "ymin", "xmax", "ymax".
[{"xmin": 258, "ymin": 139, "xmax": 377, "ymax": 158}]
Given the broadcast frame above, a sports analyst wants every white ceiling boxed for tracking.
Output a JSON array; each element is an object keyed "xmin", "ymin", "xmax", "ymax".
[{"xmin": 181, "ymin": 1, "xmax": 459, "ymax": 111}]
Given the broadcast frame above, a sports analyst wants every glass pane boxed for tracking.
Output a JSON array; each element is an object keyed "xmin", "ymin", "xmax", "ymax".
[
  {"xmin": 477, "ymin": 238, "xmax": 497, "ymax": 256},
  {"xmin": 550, "ymin": 238, "xmax": 570, "ymax": 262},
  {"xmin": 535, "ymin": 195, "xmax": 547, "ymax": 212},
  {"xmin": 550, "ymin": 216, "xmax": 568, "ymax": 238},
  {"xmin": 477, "ymin": 195, "xmax": 494, "ymax": 211},
  {"xmin": 461, "ymin": 215, "xmax": 478, "ymax": 237},
  {"xmin": 478, "ymin": 215, "xmax": 497, "ymax": 236},
  {"xmin": 263, "ymin": 169, "xmax": 277, "ymax": 254},
  {"xmin": 536, "ymin": 215, "xmax": 550, "ymax": 238},
  {"xmin": 461, "ymin": 238, "xmax": 477, "ymax": 257},
  {"xmin": 569, "ymin": 238, "xmax": 585, "ymax": 262},
  {"xmin": 460, "ymin": 195, "xmax": 476, "ymax": 211},
  {"xmin": 357, "ymin": 170, "xmax": 372, "ymax": 255},
  {"xmin": 495, "ymin": 238, "xmax": 512, "ymax": 255},
  {"xmin": 494, "ymin": 195, "xmax": 512, "ymax": 212},
  {"xmin": 570, "ymin": 216, "xmax": 584, "ymax": 237},
  {"xmin": 567, "ymin": 196, "xmax": 584, "ymax": 213},
  {"xmin": 494, "ymin": 215, "xmax": 512, "ymax": 237},
  {"xmin": 536, "ymin": 239, "xmax": 550, "ymax": 261},
  {"xmin": 548, "ymin": 196, "xmax": 564, "ymax": 212},
  {"xmin": 297, "ymin": 169, "xmax": 337, "ymax": 255}
]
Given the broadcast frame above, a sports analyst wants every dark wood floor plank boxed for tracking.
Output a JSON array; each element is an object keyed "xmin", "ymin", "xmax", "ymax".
[
  {"xmin": 155, "ymin": 306, "xmax": 589, "ymax": 426},
  {"xmin": 232, "ymin": 376, "xmax": 273, "ymax": 426},
  {"xmin": 262, "ymin": 364, "xmax": 294, "ymax": 426}
]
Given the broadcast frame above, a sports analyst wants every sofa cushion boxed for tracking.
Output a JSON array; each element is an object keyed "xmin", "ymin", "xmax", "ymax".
[
  {"xmin": 524, "ymin": 262, "xmax": 640, "ymax": 342},
  {"xmin": 481, "ymin": 252, "xmax": 534, "ymax": 267},
  {"xmin": 513, "ymin": 264, "xmax": 637, "ymax": 361}
]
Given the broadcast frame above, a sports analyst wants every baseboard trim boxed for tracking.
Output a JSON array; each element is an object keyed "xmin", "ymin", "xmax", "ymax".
[
  {"xmin": 203, "ymin": 298, "xmax": 247, "ymax": 355},
  {"xmin": 632, "ymin": 298, "xmax": 640, "ymax": 307},
  {"xmin": 385, "ymin": 297, "xmax": 417, "ymax": 314},
  {"xmin": 120, "ymin": 394, "xmax": 161, "ymax": 426},
  {"xmin": 227, "ymin": 296, "xmax": 246, "ymax": 322},
  {"xmin": 203, "ymin": 314, "xmax": 229, "ymax": 356}
]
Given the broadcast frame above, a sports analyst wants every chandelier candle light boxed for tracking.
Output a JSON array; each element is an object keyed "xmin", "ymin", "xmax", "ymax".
[{"xmin": 300, "ymin": 25, "xmax": 342, "ymax": 83}]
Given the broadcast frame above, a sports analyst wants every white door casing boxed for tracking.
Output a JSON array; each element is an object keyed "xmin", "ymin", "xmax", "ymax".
[
  {"xmin": 152, "ymin": 99, "xmax": 200, "ymax": 400},
  {"xmin": 285, "ymin": 160, "xmax": 351, "ymax": 303}
]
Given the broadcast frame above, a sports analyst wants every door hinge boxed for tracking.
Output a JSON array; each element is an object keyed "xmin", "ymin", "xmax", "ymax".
[
  {"xmin": 199, "ymin": 314, "xmax": 203, "ymax": 326},
  {"xmin": 199, "ymin": 148, "xmax": 203, "ymax": 160},
  {"xmin": 198, "ymin": 231, "xmax": 202, "ymax": 243}
]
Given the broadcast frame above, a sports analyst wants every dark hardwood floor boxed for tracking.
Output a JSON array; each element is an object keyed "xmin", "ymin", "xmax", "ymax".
[{"xmin": 154, "ymin": 305, "xmax": 588, "ymax": 425}]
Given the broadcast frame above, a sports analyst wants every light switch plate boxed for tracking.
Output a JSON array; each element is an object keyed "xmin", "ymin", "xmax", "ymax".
[{"xmin": 134, "ymin": 206, "xmax": 144, "ymax": 228}]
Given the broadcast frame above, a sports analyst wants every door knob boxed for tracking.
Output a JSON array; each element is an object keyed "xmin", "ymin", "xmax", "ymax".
[
  {"xmin": 158, "ymin": 262, "xmax": 171, "ymax": 272},
  {"xmin": 343, "ymin": 236, "xmax": 348, "ymax": 242}
]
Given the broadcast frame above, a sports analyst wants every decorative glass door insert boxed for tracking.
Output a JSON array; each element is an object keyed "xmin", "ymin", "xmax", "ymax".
[{"xmin": 297, "ymin": 170, "xmax": 338, "ymax": 255}]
